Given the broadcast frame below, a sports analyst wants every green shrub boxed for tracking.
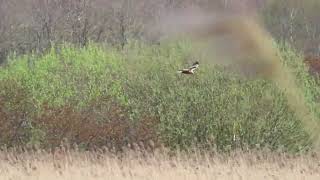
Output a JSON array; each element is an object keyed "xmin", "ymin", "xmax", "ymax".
[{"xmin": 0, "ymin": 41, "xmax": 316, "ymax": 152}]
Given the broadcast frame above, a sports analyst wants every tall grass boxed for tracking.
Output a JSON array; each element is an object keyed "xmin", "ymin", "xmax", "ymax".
[
  {"xmin": 0, "ymin": 41, "xmax": 317, "ymax": 152},
  {"xmin": 1, "ymin": 148, "xmax": 319, "ymax": 180}
]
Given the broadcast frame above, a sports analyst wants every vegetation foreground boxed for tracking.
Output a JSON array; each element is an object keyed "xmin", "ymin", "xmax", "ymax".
[{"xmin": 0, "ymin": 148, "xmax": 319, "ymax": 180}]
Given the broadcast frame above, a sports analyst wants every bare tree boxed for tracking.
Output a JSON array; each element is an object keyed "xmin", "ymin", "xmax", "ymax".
[{"xmin": 0, "ymin": 0, "xmax": 320, "ymax": 62}]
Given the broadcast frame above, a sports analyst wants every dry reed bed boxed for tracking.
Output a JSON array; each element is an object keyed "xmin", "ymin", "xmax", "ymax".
[{"xmin": 0, "ymin": 148, "xmax": 319, "ymax": 180}]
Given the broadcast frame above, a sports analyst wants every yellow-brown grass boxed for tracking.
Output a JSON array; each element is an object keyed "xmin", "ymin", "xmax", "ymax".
[{"xmin": 0, "ymin": 148, "xmax": 319, "ymax": 180}]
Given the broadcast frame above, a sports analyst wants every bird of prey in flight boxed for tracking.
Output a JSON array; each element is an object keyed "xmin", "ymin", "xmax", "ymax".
[{"xmin": 177, "ymin": 61, "xmax": 199, "ymax": 74}]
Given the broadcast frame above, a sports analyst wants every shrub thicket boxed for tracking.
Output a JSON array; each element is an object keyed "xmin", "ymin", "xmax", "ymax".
[{"xmin": 0, "ymin": 41, "xmax": 317, "ymax": 152}]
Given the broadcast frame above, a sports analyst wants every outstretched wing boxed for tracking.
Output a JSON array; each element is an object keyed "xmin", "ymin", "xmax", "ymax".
[
  {"xmin": 188, "ymin": 64, "xmax": 199, "ymax": 70},
  {"xmin": 181, "ymin": 68, "xmax": 190, "ymax": 71},
  {"xmin": 177, "ymin": 62, "xmax": 199, "ymax": 74},
  {"xmin": 177, "ymin": 68, "xmax": 189, "ymax": 73}
]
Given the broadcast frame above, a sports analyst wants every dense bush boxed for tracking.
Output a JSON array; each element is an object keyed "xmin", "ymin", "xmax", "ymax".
[{"xmin": 0, "ymin": 41, "xmax": 316, "ymax": 152}]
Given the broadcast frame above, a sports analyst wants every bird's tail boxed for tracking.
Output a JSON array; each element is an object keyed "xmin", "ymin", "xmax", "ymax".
[{"xmin": 177, "ymin": 70, "xmax": 183, "ymax": 73}]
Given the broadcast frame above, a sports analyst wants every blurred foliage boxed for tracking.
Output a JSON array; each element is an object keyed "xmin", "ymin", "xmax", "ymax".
[{"xmin": 262, "ymin": 0, "xmax": 320, "ymax": 56}]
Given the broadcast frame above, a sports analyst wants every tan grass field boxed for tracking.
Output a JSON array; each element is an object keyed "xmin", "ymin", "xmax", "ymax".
[{"xmin": 0, "ymin": 148, "xmax": 319, "ymax": 180}]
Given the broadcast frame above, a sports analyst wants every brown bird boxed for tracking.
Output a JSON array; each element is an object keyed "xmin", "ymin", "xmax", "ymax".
[{"xmin": 177, "ymin": 61, "xmax": 199, "ymax": 74}]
